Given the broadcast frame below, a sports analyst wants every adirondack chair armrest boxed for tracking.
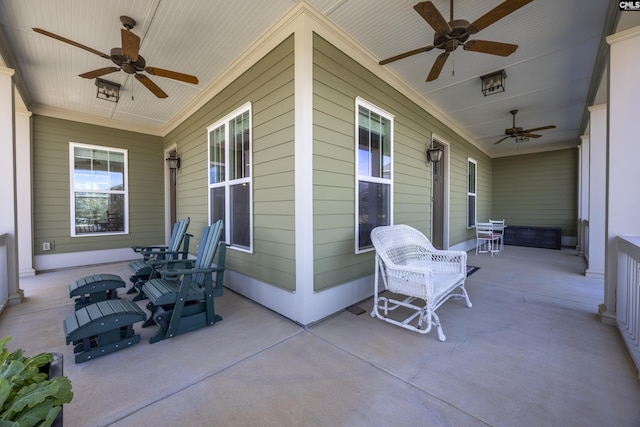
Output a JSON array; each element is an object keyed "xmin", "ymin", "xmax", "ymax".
[
  {"xmin": 150, "ymin": 258, "xmax": 196, "ymax": 270},
  {"xmin": 131, "ymin": 244, "xmax": 169, "ymax": 253},
  {"xmin": 160, "ymin": 266, "xmax": 223, "ymax": 277},
  {"xmin": 140, "ymin": 248, "xmax": 177, "ymax": 258},
  {"xmin": 143, "ymin": 249, "xmax": 189, "ymax": 258}
]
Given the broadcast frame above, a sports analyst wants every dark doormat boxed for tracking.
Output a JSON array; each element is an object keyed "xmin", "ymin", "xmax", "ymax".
[
  {"xmin": 466, "ymin": 265, "xmax": 480, "ymax": 277},
  {"xmin": 346, "ymin": 304, "xmax": 366, "ymax": 315}
]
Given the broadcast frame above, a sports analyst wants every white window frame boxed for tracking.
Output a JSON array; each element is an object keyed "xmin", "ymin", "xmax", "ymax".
[
  {"xmin": 355, "ymin": 97, "xmax": 394, "ymax": 254},
  {"xmin": 467, "ymin": 158, "xmax": 477, "ymax": 228},
  {"xmin": 69, "ymin": 142, "xmax": 129, "ymax": 237},
  {"xmin": 207, "ymin": 102, "xmax": 253, "ymax": 253}
]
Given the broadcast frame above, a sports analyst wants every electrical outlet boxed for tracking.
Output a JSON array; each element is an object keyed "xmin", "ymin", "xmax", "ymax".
[{"xmin": 42, "ymin": 242, "xmax": 51, "ymax": 251}]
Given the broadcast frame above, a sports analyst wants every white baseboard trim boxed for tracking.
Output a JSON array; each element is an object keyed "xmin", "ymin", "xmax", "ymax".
[
  {"xmin": 451, "ymin": 236, "xmax": 579, "ymax": 252},
  {"xmin": 225, "ymin": 270, "xmax": 375, "ymax": 326},
  {"xmin": 585, "ymin": 269, "xmax": 605, "ymax": 279},
  {"xmin": 224, "ymin": 270, "xmax": 298, "ymax": 321},
  {"xmin": 305, "ymin": 274, "xmax": 374, "ymax": 325},
  {"xmin": 450, "ymin": 238, "xmax": 476, "ymax": 253},
  {"xmin": 19, "ymin": 268, "xmax": 36, "ymax": 278},
  {"xmin": 34, "ymin": 248, "xmax": 135, "ymax": 271}
]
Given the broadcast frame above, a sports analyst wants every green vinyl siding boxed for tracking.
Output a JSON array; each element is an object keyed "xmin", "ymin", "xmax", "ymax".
[
  {"xmin": 32, "ymin": 115, "xmax": 164, "ymax": 255},
  {"xmin": 448, "ymin": 143, "xmax": 491, "ymax": 244},
  {"xmin": 164, "ymin": 35, "xmax": 296, "ymax": 291},
  {"xmin": 312, "ymin": 33, "xmax": 491, "ymax": 291},
  {"xmin": 492, "ymin": 149, "xmax": 577, "ymax": 237}
]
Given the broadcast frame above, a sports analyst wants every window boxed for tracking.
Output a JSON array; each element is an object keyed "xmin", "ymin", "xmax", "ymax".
[
  {"xmin": 70, "ymin": 143, "xmax": 128, "ymax": 236},
  {"xmin": 468, "ymin": 158, "xmax": 477, "ymax": 228},
  {"xmin": 208, "ymin": 103, "xmax": 252, "ymax": 252},
  {"xmin": 355, "ymin": 98, "xmax": 393, "ymax": 253}
]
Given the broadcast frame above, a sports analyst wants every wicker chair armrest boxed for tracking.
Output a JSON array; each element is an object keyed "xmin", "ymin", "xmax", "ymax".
[
  {"xmin": 383, "ymin": 262, "xmax": 433, "ymax": 276},
  {"xmin": 431, "ymin": 249, "xmax": 467, "ymax": 258},
  {"xmin": 430, "ymin": 250, "xmax": 467, "ymax": 273}
]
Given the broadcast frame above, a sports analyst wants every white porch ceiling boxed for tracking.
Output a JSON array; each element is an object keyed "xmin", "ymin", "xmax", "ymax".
[{"xmin": 0, "ymin": 1, "xmax": 637, "ymax": 156}]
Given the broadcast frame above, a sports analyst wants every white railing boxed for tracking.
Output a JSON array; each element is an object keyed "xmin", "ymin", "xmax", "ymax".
[
  {"xmin": 0, "ymin": 233, "xmax": 8, "ymax": 314},
  {"xmin": 617, "ymin": 236, "xmax": 640, "ymax": 376}
]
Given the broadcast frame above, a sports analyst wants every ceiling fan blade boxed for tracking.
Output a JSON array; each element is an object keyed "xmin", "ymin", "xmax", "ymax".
[
  {"xmin": 464, "ymin": 39, "xmax": 518, "ymax": 56},
  {"xmin": 144, "ymin": 67, "xmax": 199, "ymax": 84},
  {"xmin": 135, "ymin": 74, "xmax": 168, "ymax": 98},
  {"xmin": 33, "ymin": 28, "xmax": 110, "ymax": 59},
  {"xmin": 413, "ymin": 1, "xmax": 451, "ymax": 34},
  {"xmin": 379, "ymin": 45, "xmax": 435, "ymax": 65},
  {"xmin": 121, "ymin": 29, "xmax": 140, "ymax": 62},
  {"xmin": 494, "ymin": 136, "xmax": 510, "ymax": 145},
  {"xmin": 468, "ymin": 0, "xmax": 534, "ymax": 34},
  {"xmin": 78, "ymin": 67, "xmax": 120, "ymax": 79},
  {"xmin": 520, "ymin": 133, "xmax": 541, "ymax": 138},
  {"xmin": 523, "ymin": 125, "xmax": 556, "ymax": 133},
  {"xmin": 426, "ymin": 52, "xmax": 449, "ymax": 82}
]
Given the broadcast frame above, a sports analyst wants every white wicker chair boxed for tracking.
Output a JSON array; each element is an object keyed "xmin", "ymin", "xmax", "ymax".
[{"xmin": 370, "ymin": 224, "xmax": 472, "ymax": 341}]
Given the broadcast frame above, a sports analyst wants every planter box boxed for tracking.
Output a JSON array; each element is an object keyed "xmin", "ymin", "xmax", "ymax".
[{"xmin": 39, "ymin": 352, "xmax": 64, "ymax": 427}]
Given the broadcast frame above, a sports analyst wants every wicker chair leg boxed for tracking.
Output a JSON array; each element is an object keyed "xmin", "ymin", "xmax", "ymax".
[{"xmin": 460, "ymin": 285, "xmax": 473, "ymax": 308}]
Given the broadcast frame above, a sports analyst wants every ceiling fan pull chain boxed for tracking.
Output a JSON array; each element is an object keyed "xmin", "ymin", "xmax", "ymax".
[
  {"xmin": 452, "ymin": 51, "xmax": 455, "ymax": 77},
  {"xmin": 131, "ymin": 76, "xmax": 134, "ymax": 101}
]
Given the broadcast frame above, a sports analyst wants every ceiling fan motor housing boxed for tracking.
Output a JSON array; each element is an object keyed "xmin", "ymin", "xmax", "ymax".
[
  {"xmin": 434, "ymin": 19, "xmax": 471, "ymax": 51},
  {"xmin": 120, "ymin": 16, "xmax": 136, "ymax": 30},
  {"xmin": 110, "ymin": 48, "xmax": 146, "ymax": 73}
]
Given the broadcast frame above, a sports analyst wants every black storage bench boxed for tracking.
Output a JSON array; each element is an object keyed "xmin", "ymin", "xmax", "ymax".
[{"xmin": 503, "ymin": 226, "xmax": 562, "ymax": 250}]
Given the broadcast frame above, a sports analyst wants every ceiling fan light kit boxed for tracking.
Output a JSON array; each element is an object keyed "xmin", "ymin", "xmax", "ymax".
[{"xmin": 33, "ymin": 15, "xmax": 199, "ymax": 99}]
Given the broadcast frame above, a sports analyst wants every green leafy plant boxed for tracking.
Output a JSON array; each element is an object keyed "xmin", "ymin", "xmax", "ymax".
[{"xmin": 0, "ymin": 336, "xmax": 73, "ymax": 427}]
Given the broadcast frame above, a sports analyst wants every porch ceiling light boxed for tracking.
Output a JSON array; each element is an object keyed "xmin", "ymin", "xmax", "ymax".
[
  {"xmin": 95, "ymin": 78, "xmax": 120, "ymax": 103},
  {"xmin": 480, "ymin": 70, "xmax": 506, "ymax": 96}
]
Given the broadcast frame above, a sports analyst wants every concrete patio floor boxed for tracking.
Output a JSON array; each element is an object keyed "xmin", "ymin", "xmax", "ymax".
[{"xmin": 1, "ymin": 245, "xmax": 639, "ymax": 426}]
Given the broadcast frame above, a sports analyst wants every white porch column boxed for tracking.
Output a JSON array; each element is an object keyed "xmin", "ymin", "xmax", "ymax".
[
  {"xmin": 577, "ymin": 135, "xmax": 590, "ymax": 257},
  {"xmin": 601, "ymin": 26, "xmax": 640, "ymax": 324},
  {"xmin": 16, "ymin": 109, "xmax": 34, "ymax": 277},
  {"xmin": 293, "ymin": 10, "xmax": 314, "ymax": 325},
  {"xmin": 586, "ymin": 105, "xmax": 606, "ymax": 278},
  {"xmin": 0, "ymin": 66, "xmax": 23, "ymax": 312}
]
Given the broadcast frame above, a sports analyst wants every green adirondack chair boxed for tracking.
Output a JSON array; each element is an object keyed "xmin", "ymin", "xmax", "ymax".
[
  {"xmin": 141, "ymin": 220, "xmax": 226, "ymax": 344},
  {"xmin": 127, "ymin": 217, "xmax": 191, "ymax": 294}
]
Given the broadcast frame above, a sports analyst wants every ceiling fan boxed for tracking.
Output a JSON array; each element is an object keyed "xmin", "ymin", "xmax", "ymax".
[
  {"xmin": 494, "ymin": 110, "xmax": 556, "ymax": 144},
  {"xmin": 33, "ymin": 16, "xmax": 199, "ymax": 99},
  {"xmin": 379, "ymin": 0, "xmax": 534, "ymax": 82}
]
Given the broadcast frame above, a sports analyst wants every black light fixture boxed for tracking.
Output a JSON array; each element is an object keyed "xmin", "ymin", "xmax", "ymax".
[
  {"xmin": 95, "ymin": 78, "xmax": 120, "ymax": 102},
  {"xmin": 166, "ymin": 151, "xmax": 181, "ymax": 170},
  {"xmin": 480, "ymin": 70, "xmax": 506, "ymax": 96},
  {"xmin": 516, "ymin": 136, "xmax": 529, "ymax": 143},
  {"xmin": 426, "ymin": 142, "xmax": 443, "ymax": 164}
]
